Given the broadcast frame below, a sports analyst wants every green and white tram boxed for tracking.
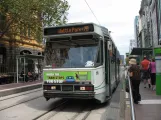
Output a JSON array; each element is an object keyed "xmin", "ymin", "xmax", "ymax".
[{"xmin": 43, "ymin": 23, "xmax": 121, "ymax": 103}]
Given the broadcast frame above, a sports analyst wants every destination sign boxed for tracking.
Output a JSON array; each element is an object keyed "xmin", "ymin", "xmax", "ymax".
[{"xmin": 44, "ymin": 24, "xmax": 94, "ymax": 36}]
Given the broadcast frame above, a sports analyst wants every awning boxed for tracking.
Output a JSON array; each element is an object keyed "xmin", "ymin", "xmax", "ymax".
[
  {"xmin": 130, "ymin": 48, "xmax": 153, "ymax": 55},
  {"xmin": 16, "ymin": 54, "xmax": 44, "ymax": 59}
]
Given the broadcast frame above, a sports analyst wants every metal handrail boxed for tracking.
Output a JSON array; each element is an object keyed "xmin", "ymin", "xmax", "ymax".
[{"xmin": 127, "ymin": 75, "xmax": 136, "ymax": 120}]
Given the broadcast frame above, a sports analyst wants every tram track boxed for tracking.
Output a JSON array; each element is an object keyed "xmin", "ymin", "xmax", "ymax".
[
  {"xmin": 33, "ymin": 99, "xmax": 70, "ymax": 120},
  {"xmin": 34, "ymin": 100, "xmax": 94, "ymax": 120},
  {"xmin": 81, "ymin": 110, "xmax": 92, "ymax": 120},
  {"xmin": 0, "ymin": 88, "xmax": 42, "ymax": 101},
  {"xmin": 0, "ymin": 95, "xmax": 43, "ymax": 111},
  {"xmin": 70, "ymin": 106, "xmax": 93, "ymax": 120}
]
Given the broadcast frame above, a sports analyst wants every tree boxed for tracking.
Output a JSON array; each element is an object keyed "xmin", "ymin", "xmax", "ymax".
[{"xmin": 0, "ymin": 0, "xmax": 70, "ymax": 42}]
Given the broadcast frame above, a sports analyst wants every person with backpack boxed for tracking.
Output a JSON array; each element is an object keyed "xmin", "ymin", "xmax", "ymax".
[
  {"xmin": 129, "ymin": 58, "xmax": 141, "ymax": 104},
  {"xmin": 141, "ymin": 56, "xmax": 151, "ymax": 88}
]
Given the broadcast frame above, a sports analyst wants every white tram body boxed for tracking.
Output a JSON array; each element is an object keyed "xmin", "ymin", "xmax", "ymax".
[{"xmin": 43, "ymin": 23, "xmax": 120, "ymax": 103}]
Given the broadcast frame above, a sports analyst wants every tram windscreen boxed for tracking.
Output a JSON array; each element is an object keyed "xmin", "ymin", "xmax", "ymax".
[{"xmin": 44, "ymin": 38, "xmax": 99, "ymax": 68}]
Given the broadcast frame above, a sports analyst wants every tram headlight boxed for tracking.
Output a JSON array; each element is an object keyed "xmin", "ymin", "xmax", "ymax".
[
  {"xmin": 51, "ymin": 86, "xmax": 56, "ymax": 90},
  {"xmin": 80, "ymin": 87, "xmax": 85, "ymax": 90},
  {"xmin": 80, "ymin": 86, "xmax": 93, "ymax": 91}
]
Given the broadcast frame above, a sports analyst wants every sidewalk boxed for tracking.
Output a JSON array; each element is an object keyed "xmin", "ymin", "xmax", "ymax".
[
  {"xmin": 0, "ymin": 80, "xmax": 42, "ymax": 97},
  {"xmin": 135, "ymin": 82, "xmax": 161, "ymax": 120}
]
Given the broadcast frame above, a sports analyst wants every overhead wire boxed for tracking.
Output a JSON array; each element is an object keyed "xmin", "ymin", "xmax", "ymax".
[{"xmin": 84, "ymin": 0, "xmax": 101, "ymax": 25}]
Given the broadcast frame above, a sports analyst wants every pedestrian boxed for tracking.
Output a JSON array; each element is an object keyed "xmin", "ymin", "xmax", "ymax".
[
  {"xmin": 129, "ymin": 58, "xmax": 141, "ymax": 104},
  {"xmin": 150, "ymin": 58, "xmax": 156, "ymax": 90},
  {"xmin": 141, "ymin": 56, "xmax": 151, "ymax": 88}
]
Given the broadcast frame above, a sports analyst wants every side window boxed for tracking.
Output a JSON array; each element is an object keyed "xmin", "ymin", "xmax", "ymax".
[
  {"xmin": 111, "ymin": 56, "xmax": 115, "ymax": 64},
  {"xmin": 96, "ymin": 40, "xmax": 103, "ymax": 66},
  {"xmin": 96, "ymin": 49, "xmax": 100, "ymax": 63},
  {"xmin": 111, "ymin": 43, "xmax": 116, "ymax": 64},
  {"xmin": 100, "ymin": 40, "xmax": 103, "ymax": 64}
]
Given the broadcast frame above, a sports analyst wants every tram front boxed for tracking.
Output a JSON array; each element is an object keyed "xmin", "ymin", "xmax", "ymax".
[
  {"xmin": 43, "ymin": 23, "xmax": 106, "ymax": 103},
  {"xmin": 43, "ymin": 34, "xmax": 101, "ymax": 99}
]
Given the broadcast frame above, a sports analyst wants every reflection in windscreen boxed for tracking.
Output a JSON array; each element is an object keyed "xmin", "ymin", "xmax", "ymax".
[
  {"xmin": 62, "ymin": 46, "xmax": 97, "ymax": 68},
  {"xmin": 44, "ymin": 40, "xmax": 99, "ymax": 68}
]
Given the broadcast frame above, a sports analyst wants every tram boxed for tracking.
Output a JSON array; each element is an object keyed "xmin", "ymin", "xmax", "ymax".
[{"xmin": 43, "ymin": 23, "xmax": 121, "ymax": 103}]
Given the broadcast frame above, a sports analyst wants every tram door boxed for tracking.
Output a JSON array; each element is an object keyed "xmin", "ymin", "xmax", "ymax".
[{"xmin": 104, "ymin": 40, "xmax": 111, "ymax": 97}]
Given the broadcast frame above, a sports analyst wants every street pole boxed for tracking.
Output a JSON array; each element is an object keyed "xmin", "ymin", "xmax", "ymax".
[
  {"xmin": 16, "ymin": 57, "xmax": 18, "ymax": 83},
  {"xmin": 24, "ymin": 57, "xmax": 25, "ymax": 82}
]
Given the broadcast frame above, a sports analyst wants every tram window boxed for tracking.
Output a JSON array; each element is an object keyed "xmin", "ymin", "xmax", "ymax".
[
  {"xmin": 96, "ymin": 49, "xmax": 100, "ymax": 63},
  {"xmin": 111, "ymin": 54, "xmax": 116, "ymax": 64},
  {"xmin": 111, "ymin": 47, "xmax": 116, "ymax": 64},
  {"xmin": 60, "ymin": 49, "xmax": 69, "ymax": 59},
  {"xmin": 100, "ymin": 40, "xmax": 103, "ymax": 64},
  {"xmin": 96, "ymin": 40, "xmax": 103, "ymax": 66},
  {"xmin": 111, "ymin": 56, "xmax": 115, "ymax": 63}
]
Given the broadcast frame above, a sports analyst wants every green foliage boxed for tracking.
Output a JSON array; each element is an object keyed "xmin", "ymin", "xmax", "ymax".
[{"xmin": 0, "ymin": 0, "xmax": 70, "ymax": 42}]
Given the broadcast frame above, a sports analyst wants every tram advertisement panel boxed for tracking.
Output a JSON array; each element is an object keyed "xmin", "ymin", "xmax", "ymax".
[{"xmin": 43, "ymin": 71, "xmax": 91, "ymax": 83}]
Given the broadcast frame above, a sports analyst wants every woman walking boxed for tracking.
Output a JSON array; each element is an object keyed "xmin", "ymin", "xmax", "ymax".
[
  {"xmin": 129, "ymin": 59, "xmax": 141, "ymax": 104},
  {"xmin": 150, "ymin": 58, "xmax": 156, "ymax": 90}
]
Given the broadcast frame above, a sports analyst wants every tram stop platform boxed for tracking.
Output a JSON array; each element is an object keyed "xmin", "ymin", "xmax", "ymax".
[
  {"xmin": 134, "ymin": 82, "xmax": 161, "ymax": 120},
  {"xmin": 0, "ymin": 80, "xmax": 42, "ymax": 97}
]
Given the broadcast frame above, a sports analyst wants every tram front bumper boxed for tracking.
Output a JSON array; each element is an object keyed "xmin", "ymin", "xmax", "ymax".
[{"xmin": 43, "ymin": 91, "xmax": 95, "ymax": 99}]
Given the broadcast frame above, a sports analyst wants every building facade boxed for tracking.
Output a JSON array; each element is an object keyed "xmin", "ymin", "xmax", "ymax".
[
  {"xmin": 0, "ymin": 13, "xmax": 44, "ymax": 78},
  {"xmin": 150, "ymin": 0, "xmax": 158, "ymax": 47},
  {"xmin": 137, "ymin": 0, "xmax": 161, "ymax": 49},
  {"xmin": 134, "ymin": 16, "xmax": 139, "ymax": 47},
  {"xmin": 139, "ymin": 0, "xmax": 152, "ymax": 48},
  {"xmin": 138, "ymin": 16, "xmax": 143, "ymax": 48},
  {"xmin": 130, "ymin": 0, "xmax": 161, "ymax": 59},
  {"xmin": 156, "ymin": 0, "xmax": 161, "ymax": 45},
  {"xmin": 129, "ymin": 39, "xmax": 137, "ymax": 54}
]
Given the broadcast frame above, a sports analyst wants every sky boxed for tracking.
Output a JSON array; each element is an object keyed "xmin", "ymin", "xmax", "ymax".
[{"xmin": 67, "ymin": 0, "xmax": 141, "ymax": 56}]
